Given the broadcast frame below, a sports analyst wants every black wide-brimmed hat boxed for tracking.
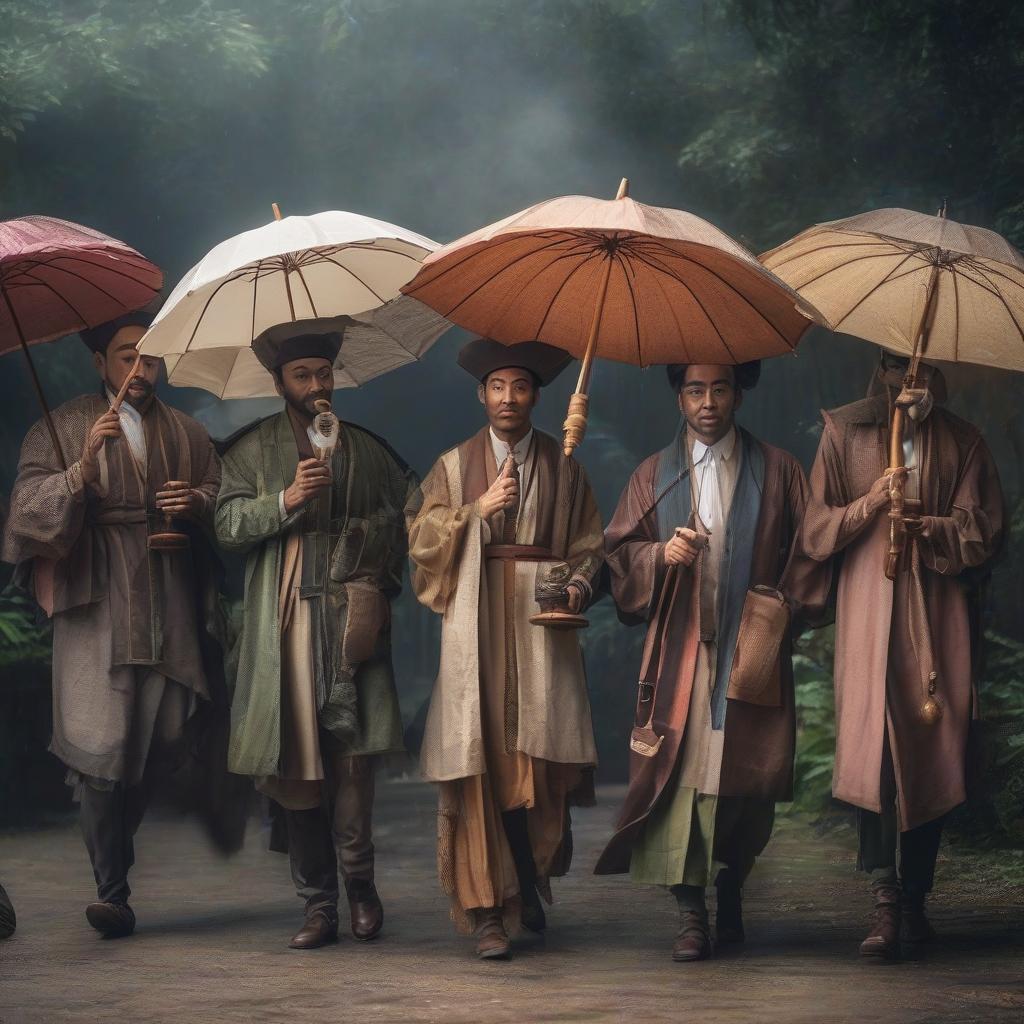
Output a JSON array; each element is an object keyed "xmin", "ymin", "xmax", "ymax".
[
  {"xmin": 458, "ymin": 337, "xmax": 573, "ymax": 386},
  {"xmin": 80, "ymin": 296, "xmax": 163, "ymax": 354},
  {"xmin": 253, "ymin": 317, "xmax": 345, "ymax": 371}
]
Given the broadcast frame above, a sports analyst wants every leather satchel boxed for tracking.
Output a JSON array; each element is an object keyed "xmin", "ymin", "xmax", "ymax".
[{"xmin": 726, "ymin": 585, "xmax": 789, "ymax": 706}]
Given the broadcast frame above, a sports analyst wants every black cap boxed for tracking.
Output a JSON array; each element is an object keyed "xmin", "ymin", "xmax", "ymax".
[
  {"xmin": 666, "ymin": 360, "xmax": 761, "ymax": 393},
  {"xmin": 80, "ymin": 297, "xmax": 161, "ymax": 354},
  {"xmin": 457, "ymin": 338, "xmax": 573, "ymax": 387},
  {"xmin": 253, "ymin": 318, "xmax": 345, "ymax": 371}
]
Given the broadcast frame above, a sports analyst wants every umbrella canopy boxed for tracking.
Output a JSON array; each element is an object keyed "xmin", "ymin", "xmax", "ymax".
[
  {"xmin": 402, "ymin": 186, "xmax": 822, "ymax": 366},
  {"xmin": 760, "ymin": 207, "xmax": 1024, "ymax": 371},
  {"xmin": 138, "ymin": 210, "xmax": 440, "ymax": 360},
  {"xmin": 402, "ymin": 178, "xmax": 823, "ymax": 454},
  {"xmin": 160, "ymin": 297, "xmax": 450, "ymax": 398},
  {"xmin": 0, "ymin": 216, "xmax": 162, "ymax": 353},
  {"xmin": 0, "ymin": 215, "xmax": 162, "ymax": 467}
]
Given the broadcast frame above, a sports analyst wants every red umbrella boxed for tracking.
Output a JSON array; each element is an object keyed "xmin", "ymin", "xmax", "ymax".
[{"xmin": 0, "ymin": 216, "xmax": 163, "ymax": 467}]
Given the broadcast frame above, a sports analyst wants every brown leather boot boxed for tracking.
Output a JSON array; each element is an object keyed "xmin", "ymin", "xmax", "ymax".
[
  {"xmin": 859, "ymin": 884, "xmax": 901, "ymax": 961},
  {"xmin": 288, "ymin": 907, "xmax": 339, "ymax": 950},
  {"xmin": 85, "ymin": 901, "xmax": 136, "ymax": 938},
  {"xmin": 345, "ymin": 878, "xmax": 383, "ymax": 941},
  {"xmin": 475, "ymin": 908, "xmax": 511, "ymax": 960},
  {"xmin": 672, "ymin": 910, "xmax": 712, "ymax": 962},
  {"xmin": 901, "ymin": 893, "xmax": 937, "ymax": 946}
]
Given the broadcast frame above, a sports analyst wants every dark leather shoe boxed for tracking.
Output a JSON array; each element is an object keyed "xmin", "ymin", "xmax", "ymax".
[
  {"xmin": 902, "ymin": 895, "xmax": 937, "ymax": 946},
  {"xmin": 715, "ymin": 874, "xmax": 744, "ymax": 944},
  {"xmin": 85, "ymin": 901, "xmax": 136, "ymax": 938},
  {"xmin": 476, "ymin": 908, "xmax": 511, "ymax": 960},
  {"xmin": 288, "ymin": 908, "xmax": 339, "ymax": 950},
  {"xmin": 520, "ymin": 885, "xmax": 546, "ymax": 934},
  {"xmin": 672, "ymin": 910, "xmax": 711, "ymax": 962},
  {"xmin": 859, "ymin": 884, "xmax": 901, "ymax": 961},
  {"xmin": 346, "ymin": 879, "xmax": 383, "ymax": 941}
]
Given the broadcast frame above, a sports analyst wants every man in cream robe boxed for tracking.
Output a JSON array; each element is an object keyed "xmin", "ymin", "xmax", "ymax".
[{"xmin": 407, "ymin": 339, "xmax": 602, "ymax": 960}]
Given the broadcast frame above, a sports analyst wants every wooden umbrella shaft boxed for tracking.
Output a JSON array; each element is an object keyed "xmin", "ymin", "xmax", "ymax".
[{"xmin": 1, "ymin": 286, "xmax": 67, "ymax": 471}]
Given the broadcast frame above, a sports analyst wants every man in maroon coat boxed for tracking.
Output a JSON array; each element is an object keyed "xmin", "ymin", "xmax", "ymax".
[
  {"xmin": 596, "ymin": 362, "xmax": 811, "ymax": 962},
  {"xmin": 797, "ymin": 352, "xmax": 1004, "ymax": 961}
]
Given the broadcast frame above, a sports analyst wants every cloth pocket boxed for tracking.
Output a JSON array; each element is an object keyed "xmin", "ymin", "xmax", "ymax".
[{"xmin": 726, "ymin": 585, "xmax": 789, "ymax": 707}]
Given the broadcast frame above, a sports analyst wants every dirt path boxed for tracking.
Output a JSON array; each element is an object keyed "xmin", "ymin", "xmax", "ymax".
[{"xmin": 1, "ymin": 782, "xmax": 1021, "ymax": 1024}]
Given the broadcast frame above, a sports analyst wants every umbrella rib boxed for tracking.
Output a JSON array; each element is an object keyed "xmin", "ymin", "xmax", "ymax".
[
  {"xmin": 185, "ymin": 274, "xmax": 247, "ymax": 347},
  {"xmin": 293, "ymin": 265, "xmax": 320, "ymax": 318},
  {"xmin": 829, "ymin": 252, "xmax": 922, "ymax": 330},
  {"xmin": 428, "ymin": 235, "xmax": 595, "ymax": 319},
  {"xmin": 951, "ymin": 270, "xmax": 961, "ymax": 363},
  {"xmin": 15, "ymin": 262, "xmax": 146, "ymax": 314},
  {"xmin": 640, "ymin": 251, "xmax": 694, "ymax": 363},
  {"xmin": 531, "ymin": 250, "xmax": 602, "ymax": 339},
  {"xmin": 642, "ymin": 239, "xmax": 793, "ymax": 348},
  {"xmin": 774, "ymin": 249, "xmax": 924, "ymax": 293},
  {"xmin": 250, "ymin": 258, "xmax": 263, "ymax": 344},
  {"xmin": 616, "ymin": 251, "xmax": 643, "ymax": 366},
  {"xmin": 961, "ymin": 258, "xmax": 1024, "ymax": 294},
  {"xmin": 407, "ymin": 232, "xmax": 580, "ymax": 298},
  {"xmin": 629, "ymin": 248, "xmax": 737, "ymax": 362},
  {"xmin": 313, "ymin": 253, "xmax": 388, "ymax": 305},
  {"xmin": 13, "ymin": 268, "xmax": 94, "ymax": 329},
  {"xmin": 957, "ymin": 264, "xmax": 1024, "ymax": 342},
  {"xmin": 764, "ymin": 237, "xmax": 924, "ymax": 272}
]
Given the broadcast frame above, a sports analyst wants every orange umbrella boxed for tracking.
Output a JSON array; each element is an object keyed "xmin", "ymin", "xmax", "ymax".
[{"xmin": 403, "ymin": 179, "xmax": 823, "ymax": 454}]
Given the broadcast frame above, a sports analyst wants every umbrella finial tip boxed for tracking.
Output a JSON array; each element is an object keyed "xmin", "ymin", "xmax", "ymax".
[
  {"xmin": 616, "ymin": 178, "xmax": 629, "ymax": 200},
  {"xmin": 271, "ymin": 202, "xmax": 283, "ymax": 221}
]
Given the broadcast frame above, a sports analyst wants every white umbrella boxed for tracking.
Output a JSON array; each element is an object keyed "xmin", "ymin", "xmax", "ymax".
[{"xmin": 138, "ymin": 208, "xmax": 450, "ymax": 396}]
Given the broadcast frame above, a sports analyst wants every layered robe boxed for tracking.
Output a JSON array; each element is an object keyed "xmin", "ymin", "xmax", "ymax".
[
  {"xmin": 2, "ymin": 393, "xmax": 223, "ymax": 784},
  {"xmin": 407, "ymin": 427, "xmax": 602, "ymax": 931},
  {"xmin": 596, "ymin": 426, "xmax": 809, "ymax": 876},
  {"xmin": 797, "ymin": 394, "xmax": 1004, "ymax": 829},
  {"xmin": 215, "ymin": 411, "xmax": 412, "ymax": 789}
]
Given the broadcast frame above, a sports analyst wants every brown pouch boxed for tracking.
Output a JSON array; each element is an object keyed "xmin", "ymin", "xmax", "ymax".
[{"xmin": 726, "ymin": 585, "xmax": 789, "ymax": 707}]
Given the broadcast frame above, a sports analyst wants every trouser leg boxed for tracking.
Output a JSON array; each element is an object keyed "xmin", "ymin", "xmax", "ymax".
[
  {"xmin": 501, "ymin": 807, "xmax": 537, "ymax": 895},
  {"xmin": 285, "ymin": 804, "xmax": 339, "ymax": 915},
  {"xmin": 899, "ymin": 816, "xmax": 945, "ymax": 899},
  {"xmin": 79, "ymin": 781, "xmax": 147, "ymax": 904},
  {"xmin": 328, "ymin": 753, "xmax": 377, "ymax": 884}
]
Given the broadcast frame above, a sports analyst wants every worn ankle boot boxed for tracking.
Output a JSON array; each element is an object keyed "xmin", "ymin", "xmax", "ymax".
[
  {"xmin": 672, "ymin": 908, "xmax": 711, "ymax": 962},
  {"xmin": 859, "ymin": 883, "xmax": 901, "ymax": 961},
  {"xmin": 901, "ymin": 892, "xmax": 937, "ymax": 946},
  {"xmin": 475, "ymin": 908, "xmax": 511, "ymax": 960}
]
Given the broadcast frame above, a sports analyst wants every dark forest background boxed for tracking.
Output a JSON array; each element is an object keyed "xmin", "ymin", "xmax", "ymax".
[{"xmin": 1, "ymin": 1, "xmax": 1021, "ymax": 842}]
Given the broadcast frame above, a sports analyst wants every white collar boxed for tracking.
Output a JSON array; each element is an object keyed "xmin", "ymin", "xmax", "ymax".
[
  {"xmin": 106, "ymin": 387, "xmax": 143, "ymax": 423},
  {"xmin": 490, "ymin": 427, "xmax": 534, "ymax": 464},
  {"xmin": 691, "ymin": 426, "xmax": 737, "ymax": 465}
]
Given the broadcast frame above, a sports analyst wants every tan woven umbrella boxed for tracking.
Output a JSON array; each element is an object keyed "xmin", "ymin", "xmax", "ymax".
[
  {"xmin": 403, "ymin": 179, "xmax": 823, "ymax": 455},
  {"xmin": 761, "ymin": 206, "xmax": 1024, "ymax": 369},
  {"xmin": 763, "ymin": 205, "xmax": 1024, "ymax": 726}
]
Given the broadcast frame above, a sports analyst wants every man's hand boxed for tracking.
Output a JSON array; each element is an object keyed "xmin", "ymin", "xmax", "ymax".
[
  {"xmin": 478, "ymin": 457, "xmax": 518, "ymax": 520},
  {"xmin": 81, "ymin": 409, "xmax": 121, "ymax": 489},
  {"xmin": 566, "ymin": 582, "xmax": 585, "ymax": 614},
  {"xmin": 664, "ymin": 526, "xmax": 705, "ymax": 568},
  {"xmin": 866, "ymin": 467, "xmax": 909, "ymax": 513},
  {"xmin": 903, "ymin": 513, "xmax": 927, "ymax": 536},
  {"xmin": 283, "ymin": 458, "xmax": 332, "ymax": 515},
  {"xmin": 156, "ymin": 480, "xmax": 202, "ymax": 519}
]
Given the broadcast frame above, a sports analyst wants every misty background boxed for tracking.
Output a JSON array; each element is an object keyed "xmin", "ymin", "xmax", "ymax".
[{"xmin": 1, "ymin": 1, "xmax": 1022, "ymax": 833}]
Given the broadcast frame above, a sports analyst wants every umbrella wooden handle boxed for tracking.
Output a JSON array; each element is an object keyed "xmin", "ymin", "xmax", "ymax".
[
  {"xmin": 562, "ymin": 393, "xmax": 589, "ymax": 457},
  {"xmin": 110, "ymin": 353, "xmax": 143, "ymax": 412}
]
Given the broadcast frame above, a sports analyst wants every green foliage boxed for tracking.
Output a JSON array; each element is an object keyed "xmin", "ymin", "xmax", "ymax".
[{"xmin": 0, "ymin": 591, "xmax": 51, "ymax": 669}]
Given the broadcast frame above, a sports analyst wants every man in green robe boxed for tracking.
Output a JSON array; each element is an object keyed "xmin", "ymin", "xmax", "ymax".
[{"xmin": 216, "ymin": 326, "xmax": 414, "ymax": 950}]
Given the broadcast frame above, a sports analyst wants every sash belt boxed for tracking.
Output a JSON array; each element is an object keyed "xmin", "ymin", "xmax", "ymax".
[{"xmin": 484, "ymin": 544, "xmax": 552, "ymax": 561}]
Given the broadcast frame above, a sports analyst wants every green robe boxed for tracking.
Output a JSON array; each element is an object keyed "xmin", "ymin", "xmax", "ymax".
[{"xmin": 215, "ymin": 411, "xmax": 415, "ymax": 777}]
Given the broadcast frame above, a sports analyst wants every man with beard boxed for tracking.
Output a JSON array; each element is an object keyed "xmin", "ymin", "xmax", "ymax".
[
  {"xmin": 2, "ymin": 307, "xmax": 223, "ymax": 938},
  {"xmin": 216, "ymin": 323, "xmax": 415, "ymax": 950},
  {"xmin": 595, "ymin": 362, "xmax": 812, "ymax": 962},
  {"xmin": 407, "ymin": 338, "xmax": 603, "ymax": 960},
  {"xmin": 795, "ymin": 351, "xmax": 1004, "ymax": 961}
]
